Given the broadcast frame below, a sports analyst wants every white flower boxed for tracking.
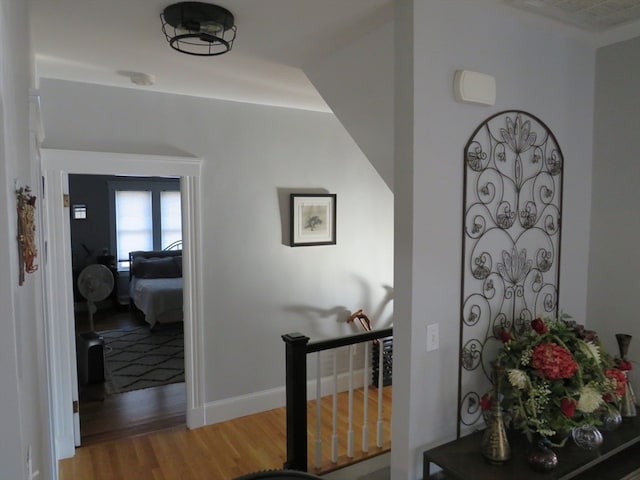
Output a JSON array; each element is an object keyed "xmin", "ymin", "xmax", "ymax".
[
  {"xmin": 508, "ymin": 369, "xmax": 528, "ymax": 390},
  {"xmin": 520, "ymin": 347, "xmax": 533, "ymax": 366},
  {"xmin": 577, "ymin": 385, "xmax": 603, "ymax": 413},
  {"xmin": 580, "ymin": 341, "xmax": 601, "ymax": 364}
]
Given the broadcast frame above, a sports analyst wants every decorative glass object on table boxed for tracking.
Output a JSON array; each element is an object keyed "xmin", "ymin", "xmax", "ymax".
[
  {"xmin": 600, "ymin": 404, "xmax": 623, "ymax": 431},
  {"xmin": 571, "ymin": 424, "xmax": 604, "ymax": 450},
  {"xmin": 527, "ymin": 435, "xmax": 558, "ymax": 473}
]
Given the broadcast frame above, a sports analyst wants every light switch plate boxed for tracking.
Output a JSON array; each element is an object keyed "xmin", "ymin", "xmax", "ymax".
[{"xmin": 426, "ymin": 323, "xmax": 439, "ymax": 352}]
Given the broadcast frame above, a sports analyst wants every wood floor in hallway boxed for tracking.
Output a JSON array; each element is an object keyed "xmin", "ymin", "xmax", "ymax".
[{"xmin": 59, "ymin": 386, "xmax": 392, "ymax": 480}]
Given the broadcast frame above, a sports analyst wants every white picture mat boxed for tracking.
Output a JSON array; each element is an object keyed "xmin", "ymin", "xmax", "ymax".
[{"xmin": 291, "ymin": 195, "xmax": 335, "ymax": 244}]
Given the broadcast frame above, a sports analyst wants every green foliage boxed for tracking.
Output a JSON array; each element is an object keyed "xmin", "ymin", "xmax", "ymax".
[{"xmin": 493, "ymin": 315, "xmax": 621, "ymax": 443}]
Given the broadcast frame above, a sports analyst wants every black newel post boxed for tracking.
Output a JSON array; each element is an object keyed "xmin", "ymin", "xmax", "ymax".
[{"xmin": 282, "ymin": 332, "xmax": 310, "ymax": 471}]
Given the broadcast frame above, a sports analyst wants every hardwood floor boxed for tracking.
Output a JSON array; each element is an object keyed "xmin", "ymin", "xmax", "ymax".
[
  {"xmin": 75, "ymin": 303, "xmax": 147, "ymax": 333},
  {"xmin": 67, "ymin": 306, "xmax": 392, "ymax": 478},
  {"xmin": 75, "ymin": 305, "xmax": 187, "ymax": 445},
  {"xmin": 59, "ymin": 386, "xmax": 392, "ymax": 480},
  {"xmin": 79, "ymin": 382, "xmax": 186, "ymax": 445}
]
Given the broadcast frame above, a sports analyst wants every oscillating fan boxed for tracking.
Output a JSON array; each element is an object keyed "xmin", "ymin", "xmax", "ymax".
[{"xmin": 77, "ymin": 264, "xmax": 114, "ymax": 332}]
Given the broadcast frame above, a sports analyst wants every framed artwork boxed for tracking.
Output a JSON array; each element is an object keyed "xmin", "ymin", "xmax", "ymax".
[{"xmin": 290, "ymin": 193, "xmax": 337, "ymax": 246}]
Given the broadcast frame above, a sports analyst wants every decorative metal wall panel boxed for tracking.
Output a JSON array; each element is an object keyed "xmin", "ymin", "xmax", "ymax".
[{"xmin": 457, "ymin": 111, "xmax": 564, "ymax": 437}]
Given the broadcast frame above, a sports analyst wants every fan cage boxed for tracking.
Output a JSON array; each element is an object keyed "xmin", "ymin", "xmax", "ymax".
[
  {"xmin": 77, "ymin": 264, "xmax": 114, "ymax": 302},
  {"xmin": 160, "ymin": 2, "xmax": 237, "ymax": 56}
]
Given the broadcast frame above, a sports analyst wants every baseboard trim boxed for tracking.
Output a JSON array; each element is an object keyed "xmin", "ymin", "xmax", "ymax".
[
  {"xmin": 187, "ymin": 405, "xmax": 207, "ymax": 429},
  {"xmin": 203, "ymin": 369, "xmax": 367, "ymax": 425},
  {"xmin": 204, "ymin": 385, "xmax": 287, "ymax": 425}
]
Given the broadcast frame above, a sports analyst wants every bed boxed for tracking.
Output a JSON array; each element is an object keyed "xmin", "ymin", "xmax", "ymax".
[{"xmin": 128, "ymin": 248, "xmax": 183, "ymax": 328}]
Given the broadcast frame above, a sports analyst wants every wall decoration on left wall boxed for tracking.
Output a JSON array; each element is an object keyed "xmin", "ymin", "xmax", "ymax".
[{"xmin": 16, "ymin": 185, "xmax": 37, "ymax": 285}]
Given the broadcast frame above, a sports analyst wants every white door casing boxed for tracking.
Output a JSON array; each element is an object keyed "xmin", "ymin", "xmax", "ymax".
[{"xmin": 40, "ymin": 149, "xmax": 205, "ymax": 465}]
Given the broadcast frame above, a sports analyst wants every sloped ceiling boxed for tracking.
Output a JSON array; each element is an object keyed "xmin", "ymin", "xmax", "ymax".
[
  {"xmin": 29, "ymin": 0, "xmax": 640, "ymax": 191},
  {"xmin": 29, "ymin": 0, "xmax": 392, "ymax": 112},
  {"xmin": 29, "ymin": 0, "xmax": 640, "ymax": 113}
]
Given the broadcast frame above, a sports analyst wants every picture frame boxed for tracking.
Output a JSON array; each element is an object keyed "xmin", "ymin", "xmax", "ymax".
[{"xmin": 290, "ymin": 193, "xmax": 337, "ymax": 247}]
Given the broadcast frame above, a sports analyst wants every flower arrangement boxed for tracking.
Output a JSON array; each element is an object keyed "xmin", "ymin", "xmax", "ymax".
[{"xmin": 484, "ymin": 314, "xmax": 627, "ymax": 443}]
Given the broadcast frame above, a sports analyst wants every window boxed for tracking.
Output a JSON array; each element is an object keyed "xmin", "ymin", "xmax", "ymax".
[
  {"xmin": 109, "ymin": 179, "xmax": 181, "ymax": 270},
  {"xmin": 161, "ymin": 190, "xmax": 182, "ymax": 248}
]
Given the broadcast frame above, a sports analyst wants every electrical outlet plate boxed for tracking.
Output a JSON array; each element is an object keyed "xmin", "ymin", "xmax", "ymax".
[{"xmin": 426, "ymin": 323, "xmax": 439, "ymax": 352}]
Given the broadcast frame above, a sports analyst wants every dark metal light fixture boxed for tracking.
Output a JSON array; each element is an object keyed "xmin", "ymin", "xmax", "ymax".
[{"xmin": 160, "ymin": 2, "xmax": 237, "ymax": 56}]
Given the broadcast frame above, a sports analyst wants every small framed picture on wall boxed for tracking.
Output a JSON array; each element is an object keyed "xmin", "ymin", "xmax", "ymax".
[{"xmin": 290, "ymin": 193, "xmax": 337, "ymax": 247}]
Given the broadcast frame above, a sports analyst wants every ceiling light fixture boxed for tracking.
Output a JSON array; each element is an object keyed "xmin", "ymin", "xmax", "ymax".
[{"xmin": 160, "ymin": 2, "xmax": 237, "ymax": 56}]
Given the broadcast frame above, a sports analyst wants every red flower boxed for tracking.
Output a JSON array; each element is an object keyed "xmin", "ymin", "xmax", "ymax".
[
  {"xmin": 480, "ymin": 393, "xmax": 493, "ymax": 411},
  {"xmin": 531, "ymin": 342, "xmax": 578, "ymax": 379},
  {"xmin": 605, "ymin": 368, "xmax": 628, "ymax": 397},
  {"xmin": 499, "ymin": 330, "xmax": 512, "ymax": 343},
  {"xmin": 617, "ymin": 359, "xmax": 633, "ymax": 371},
  {"xmin": 531, "ymin": 318, "xmax": 547, "ymax": 334},
  {"xmin": 560, "ymin": 397, "xmax": 576, "ymax": 417}
]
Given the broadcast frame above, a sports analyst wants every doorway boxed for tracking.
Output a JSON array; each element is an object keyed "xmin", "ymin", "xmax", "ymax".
[
  {"xmin": 70, "ymin": 173, "xmax": 186, "ymax": 444},
  {"xmin": 40, "ymin": 149, "xmax": 204, "ymax": 465}
]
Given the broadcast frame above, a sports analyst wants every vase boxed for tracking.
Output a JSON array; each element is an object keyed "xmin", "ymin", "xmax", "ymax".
[
  {"xmin": 572, "ymin": 424, "xmax": 603, "ymax": 450},
  {"xmin": 616, "ymin": 334, "xmax": 637, "ymax": 419},
  {"xmin": 600, "ymin": 405, "xmax": 623, "ymax": 431},
  {"xmin": 527, "ymin": 436, "xmax": 558, "ymax": 472},
  {"xmin": 481, "ymin": 362, "xmax": 511, "ymax": 464},
  {"xmin": 621, "ymin": 371, "xmax": 637, "ymax": 419}
]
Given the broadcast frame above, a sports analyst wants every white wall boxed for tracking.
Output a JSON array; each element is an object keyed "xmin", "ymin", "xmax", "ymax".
[
  {"xmin": 306, "ymin": 19, "xmax": 395, "ymax": 191},
  {"xmin": 38, "ymin": 79, "xmax": 394, "ymax": 411},
  {"xmin": 0, "ymin": 0, "xmax": 49, "ymax": 478},
  {"xmin": 392, "ymin": 1, "xmax": 595, "ymax": 478},
  {"xmin": 589, "ymin": 37, "xmax": 640, "ymax": 383}
]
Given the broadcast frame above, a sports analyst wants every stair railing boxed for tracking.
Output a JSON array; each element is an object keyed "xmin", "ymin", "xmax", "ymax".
[{"xmin": 281, "ymin": 326, "xmax": 393, "ymax": 472}]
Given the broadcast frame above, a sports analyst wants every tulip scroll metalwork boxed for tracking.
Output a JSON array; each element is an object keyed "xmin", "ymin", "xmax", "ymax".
[{"xmin": 458, "ymin": 111, "xmax": 564, "ymax": 437}]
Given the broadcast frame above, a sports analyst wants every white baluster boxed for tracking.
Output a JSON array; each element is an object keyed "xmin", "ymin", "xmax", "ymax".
[
  {"xmin": 377, "ymin": 340, "xmax": 384, "ymax": 447},
  {"xmin": 362, "ymin": 341, "xmax": 369, "ymax": 452},
  {"xmin": 331, "ymin": 348, "xmax": 338, "ymax": 463},
  {"xmin": 315, "ymin": 351, "xmax": 322, "ymax": 469},
  {"xmin": 347, "ymin": 344, "xmax": 355, "ymax": 458}
]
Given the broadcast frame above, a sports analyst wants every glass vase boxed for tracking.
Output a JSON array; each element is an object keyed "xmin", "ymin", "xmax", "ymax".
[
  {"xmin": 600, "ymin": 405, "xmax": 623, "ymax": 431},
  {"xmin": 572, "ymin": 424, "xmax": 603, "ymax": 450},
  {"xmin": 481, "ymin": 362, "xmax": 511, "ymax": 464},
  {"xmin": 527, "ymin": 435, "xmax": 558, "ymax": 472}
]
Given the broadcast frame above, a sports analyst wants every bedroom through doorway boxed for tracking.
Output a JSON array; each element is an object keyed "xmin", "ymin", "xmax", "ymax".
[{"xmin": 69, "ymin": 173, "xmax": 186, "ymax": 445}]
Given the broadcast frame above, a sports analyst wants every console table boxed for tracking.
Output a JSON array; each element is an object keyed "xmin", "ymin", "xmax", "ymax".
[{"xmin": 423, "ymin": 417, "xmax": 640, "ymax": 480}]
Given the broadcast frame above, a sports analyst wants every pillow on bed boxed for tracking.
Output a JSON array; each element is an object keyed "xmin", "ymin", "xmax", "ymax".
[{"xmin": 132, "ymin": 256, "xmax": 182, "ymax": 278}]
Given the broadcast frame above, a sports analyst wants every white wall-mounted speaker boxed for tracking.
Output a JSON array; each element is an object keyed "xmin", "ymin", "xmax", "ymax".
[{"xmin": 454, "ymin": 70, "xmax": 496, "ymax": 106}]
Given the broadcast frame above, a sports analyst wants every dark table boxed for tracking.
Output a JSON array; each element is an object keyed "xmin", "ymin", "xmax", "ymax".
[{"xmin": 423, "ymin": 417, "xmax": 640, "ymax": 480}]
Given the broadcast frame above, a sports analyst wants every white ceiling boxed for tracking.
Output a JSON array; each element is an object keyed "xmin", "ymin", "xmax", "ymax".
[
  {"xmin": 29, "ymin": 0, "xmax": 640, "ymax": 112},
  {"xmin": 30, "ymin": 0, "xmax": 393, "ymax": 112}
]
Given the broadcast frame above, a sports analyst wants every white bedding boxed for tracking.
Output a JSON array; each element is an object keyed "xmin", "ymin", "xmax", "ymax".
[{"xmin": 130, "ymin": 276, "xmax": 183, "ymax": 328}]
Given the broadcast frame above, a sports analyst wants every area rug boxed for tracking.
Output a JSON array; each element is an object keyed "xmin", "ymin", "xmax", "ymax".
[{"xmin": 100, "ymin": 323, "xmax": 184, "ymax": 394}]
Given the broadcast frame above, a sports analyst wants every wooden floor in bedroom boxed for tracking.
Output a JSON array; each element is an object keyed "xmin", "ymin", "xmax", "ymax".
[{"xmin": 75, "ymin": 306, "xmax": 187, "ymax": 446}]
